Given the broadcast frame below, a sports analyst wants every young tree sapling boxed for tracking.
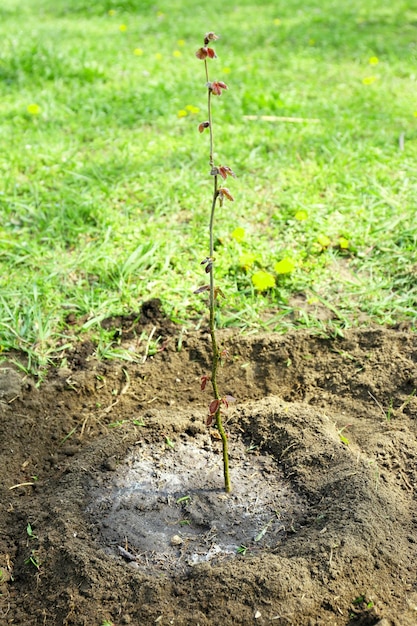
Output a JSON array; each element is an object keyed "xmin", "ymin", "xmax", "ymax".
[{"xmin": 194, "ymin": 32, "xmax": 236, "ymax": 493}]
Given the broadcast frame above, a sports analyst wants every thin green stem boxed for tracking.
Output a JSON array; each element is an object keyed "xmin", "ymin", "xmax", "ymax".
[
  {"xmin": 205, "ymin": 61, "xmax": 214, "ymax": 168},
  {"xmin": 209, "ymin": 176, "xmax": 217, "ymax": 259},
  {"xmin": 209, "ymin": 176, "xmax": 219, "ymax": 394},
  {"xmin": 216, "ymin": 409, "xmax": 231, "ymax": 492},
  {"xmin": 204, "ymin": 58, "xmax": 209, "ymax": 83}
]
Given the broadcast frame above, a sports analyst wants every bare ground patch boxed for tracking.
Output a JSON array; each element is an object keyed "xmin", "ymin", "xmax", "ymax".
[{"xmin": 1, "ymin": 312, "xmax": 417, "ymax": 625}]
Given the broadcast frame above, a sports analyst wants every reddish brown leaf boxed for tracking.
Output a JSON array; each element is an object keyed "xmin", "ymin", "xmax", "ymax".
[
  {"xmin": 206, "ymin": 414, "xmax": 214, "ymax": 426},
  {"xmin": 209, "ymin": 399, "xmax": 221, "ymax": 415},
  {"xmin": 193, "ymin": 285, "xmax": 210, "ymax": 294},
  {"xmin": 218, "ymin": 165, "xmax": 236, "ymax": 180},
  {"xmin": 201, "ymin": 375, "xmax": 210, "ymax": 391},
  {"xmin": 218, "ymin": 187, "xmax": 234, "ymax": 202},
  {"xmin": 209, "ymin": 81, "xmax": 228, "ymax": 96},
  {"xmin": 195, "ymin": 47, "xmax": 208, "ymax": 60},
  {"xmin": 198, "ymin": 121, "xmax": 210, "ymax": 133},
  {"xmin": 200, "ymin": 257, "xmax": 214, "ymax": 273}
]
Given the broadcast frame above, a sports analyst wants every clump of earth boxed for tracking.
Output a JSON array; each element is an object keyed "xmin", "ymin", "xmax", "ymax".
[{"xmin": 1, "ymin": 301, "xmax": 417, "ymax": 625}]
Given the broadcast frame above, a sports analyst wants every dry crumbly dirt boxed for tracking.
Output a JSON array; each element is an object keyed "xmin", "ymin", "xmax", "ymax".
[{"xmin": 1, "ymin": 300, "xmax": 417, "ymax": 626}]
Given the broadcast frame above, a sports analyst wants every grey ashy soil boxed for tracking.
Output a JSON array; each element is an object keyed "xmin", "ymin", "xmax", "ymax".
[
  {"xmin": 86, "ymin": 435, "xmax": 305, "ymax": 574},
  {"xmin": 1, "ymin": 301, "xmax": 417, "ymax": 625}
]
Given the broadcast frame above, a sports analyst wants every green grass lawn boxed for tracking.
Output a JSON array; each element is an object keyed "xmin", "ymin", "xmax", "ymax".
[{"xmin": 1, "ymin": 0, "xmax": 417, "ymax": 372}]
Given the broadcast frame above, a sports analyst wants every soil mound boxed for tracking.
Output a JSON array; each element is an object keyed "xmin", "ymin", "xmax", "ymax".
[{"xmin": 1, "ymin": 321, "xmax": 417, "ymax": 625}]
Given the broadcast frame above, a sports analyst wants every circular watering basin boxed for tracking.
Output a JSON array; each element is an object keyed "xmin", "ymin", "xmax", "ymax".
[{"xmin": 86, "ymin": 434, "xmax": 305, "ymax": 574}]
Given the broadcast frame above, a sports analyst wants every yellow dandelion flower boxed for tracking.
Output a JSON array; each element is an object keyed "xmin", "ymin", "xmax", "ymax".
[
  {"xmin": 177, "ymin": 109, "xmax": 187, "ymax": 118},
  {"xmin": 119, "ymin": 24, "xmax": 127, "ymax": 32},
  {"xmin": 295, "ymin": 210, "xmax": 308, "ymax": 221},
  {"xmin": 27, "ymin": 103, "xmax": 41, "ymax": 115},
  {"xmin": 133, "ymin": 48, "xmax": 143, "ymax": 56},
  {"xmin": 155, "ymin": 53, "xmax": 163, "ymax": 61},
  {"xmin": 317, "ymin": 234, "xmax": 331, "ymax": 248},
  {"xmin": 173, "ymin": 50, "xmax": 182, "ymax": 58},
  {"xmin": 339, "ymin": 237, "xmax": 349, "ymax": 249},
  {"xmin": 252, "ymin": 270, "xmax": 275, "ymax": 291},
  {"xmin": 369, "ymin": 56, "xmax": 379, "ymax": 65},
  {"xmin": 108, "ymin": 9, "xmax": 116, "ymax": 16},
  {"xmin": 362, "ymin": 76, "xmax": 377, "ymax": 85},
  {"xmin": 177, "ymin": 39, "xmax": 185, "ymax": 47},
  {"xmin": 274, "ymin": 258, "xmax": 295, "ymax": 274},
  {"xmin": 231, "ymin": 227, "xmax": 245, "ymax": 243},
  {"xmin": 222, "ymin": 67, "xmax": 231, "ymax": 74},
  {"xmin": 413, "ymin": 111, "xmax": 417, "ymax": 117},
  {"xmin": 185, "ymin": 104, "xmax": 200, "ymax": 114},
  {"xmin": 273, "ymin": 18, "xmax": 282, "ymax": 26}
]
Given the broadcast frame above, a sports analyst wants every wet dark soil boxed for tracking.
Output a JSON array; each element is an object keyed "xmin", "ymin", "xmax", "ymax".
[{"xmin": 1, "ymin": 302, "xmax": 417, "ymax": 625}]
